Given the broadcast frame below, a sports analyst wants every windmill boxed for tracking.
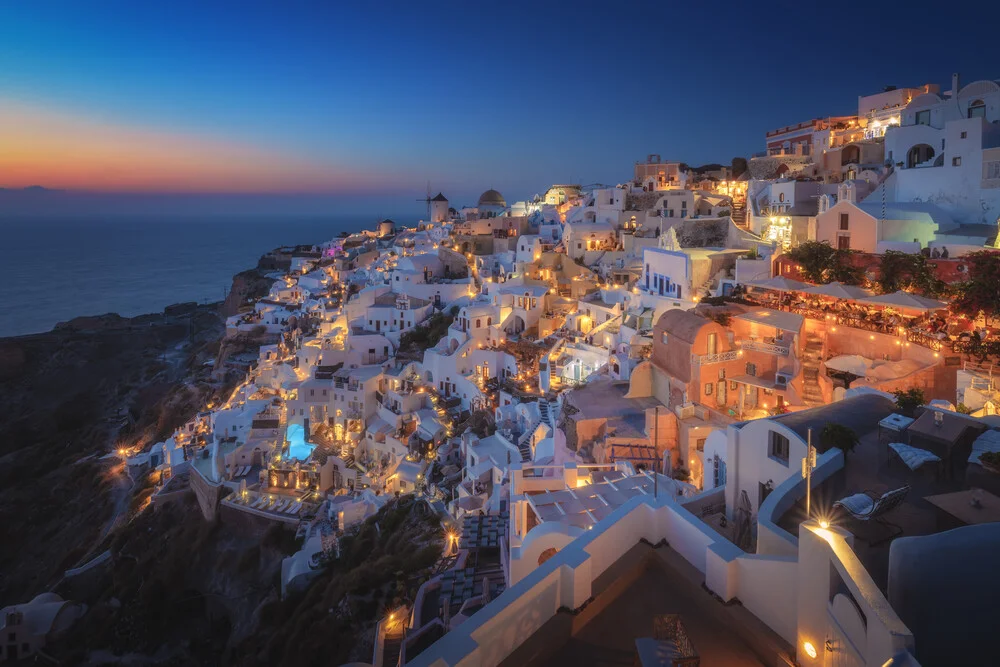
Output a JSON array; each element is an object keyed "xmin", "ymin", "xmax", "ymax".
[{"xmin": 416, "ymin": 182, "xmax": 433, "ymax": 219}]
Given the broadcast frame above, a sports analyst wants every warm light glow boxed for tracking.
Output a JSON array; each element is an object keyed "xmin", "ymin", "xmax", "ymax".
[
  {"xmin": 803, "ymin": 641, "xmax": 818, "ymax": 659},
  {"xmin": 0, "ymin": 102, "xmax": 373, "ymax": 192},
  {"xmin": 819, "ymin": 520, "xmax": 829, "ymax": 529}
]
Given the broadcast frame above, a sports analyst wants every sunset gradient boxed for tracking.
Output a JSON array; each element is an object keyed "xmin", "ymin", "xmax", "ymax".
[{"xmin": 0, "ymin": 102, "xmax": 381, "ymax": 193}]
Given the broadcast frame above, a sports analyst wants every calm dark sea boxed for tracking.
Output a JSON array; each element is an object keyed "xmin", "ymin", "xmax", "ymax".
[{"xmin": 2, "ymin": 215, "xmax": 389, "ymax": 337}]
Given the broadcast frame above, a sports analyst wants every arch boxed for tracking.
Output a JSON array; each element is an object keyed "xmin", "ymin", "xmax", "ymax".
[
  {"xmin": 907, "ymin": 144, "xmax": 935, "ymax": 168},
  {"xmin": 775, "ymin": 163, "xmax": 790, "ymax": 177},
  {"xmin": 968, "ymin": 99, "xmax": 986, "ymax": 119},
  {"xmin": 841, "ymin": 144, "xmax": 861, "ymax": 166},
  {"xmin": 538, "ymin": 547, "xmax": 558, "ymax": 566},
  {"xmin": 505, "ymin": 315, "xmax": 526, "ymax": 335}
]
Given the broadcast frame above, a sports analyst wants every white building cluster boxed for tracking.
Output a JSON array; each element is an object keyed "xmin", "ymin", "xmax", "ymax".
[{"xmin": 116, "ymin": 74, "xmax": 1000, "ymax": 667}]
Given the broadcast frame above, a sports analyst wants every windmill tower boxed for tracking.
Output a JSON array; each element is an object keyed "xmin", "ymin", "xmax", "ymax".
[{"xmin": 416, "ymin": 183, "xmax": 433, "ymax": 220}]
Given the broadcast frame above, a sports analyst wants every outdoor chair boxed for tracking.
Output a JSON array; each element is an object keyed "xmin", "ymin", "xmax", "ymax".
[
  {"xmin": 834, "ymin": 485, "xmax": 911, "ymax": 545},
  {"xmin": 887, "ymin": 442, "xmax": 941, "ymax": 477}
]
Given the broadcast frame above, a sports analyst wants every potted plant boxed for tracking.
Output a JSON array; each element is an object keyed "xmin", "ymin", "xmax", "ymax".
[{"xmin": 979, "ymin": 451, "xmax": 1000, "ymax": 474}]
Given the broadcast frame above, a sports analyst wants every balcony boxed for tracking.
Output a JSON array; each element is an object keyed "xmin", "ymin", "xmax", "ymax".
[
  {"xmin": 740, "ymin": 339, "xmax": 790, "ymax": 356},
  {"xmin": 691, "ymin": 350, "xmax": 739, "ymax": 366}
]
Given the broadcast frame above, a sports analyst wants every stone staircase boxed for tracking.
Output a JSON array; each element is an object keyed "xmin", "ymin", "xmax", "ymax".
[
  {"xmin": 539, "ymin": 400, "xmax": 552, "ymax": 427},
  {"xmin": 801, "ymin": 334, "xmax": 824, "ymax": 406},
  {"xmin": 516, "ymin": 418, "xmax": 540, "ymax": 462},
  {"xmin": 731, "ymin": 200, "xmax": 747, "ymax": 228},
  {"xmin": 382, "ymin": 632, "xmax": 403, "ymax": 667}
]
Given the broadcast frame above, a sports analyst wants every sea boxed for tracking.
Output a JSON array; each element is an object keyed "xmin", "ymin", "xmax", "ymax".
[{"xmin": 2, "ymin": 215, "xmax": 395, "ymax": 338}]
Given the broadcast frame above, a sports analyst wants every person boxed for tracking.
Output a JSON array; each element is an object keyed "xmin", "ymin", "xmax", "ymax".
[{"xmin": 941, "ymin": 246, "xmax": 949, "ymax": 258}]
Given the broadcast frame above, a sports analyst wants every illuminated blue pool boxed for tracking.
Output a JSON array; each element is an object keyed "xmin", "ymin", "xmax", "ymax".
[{"xmin": 286, "ymin": 423, "xmax": 316, "ymax": 461}]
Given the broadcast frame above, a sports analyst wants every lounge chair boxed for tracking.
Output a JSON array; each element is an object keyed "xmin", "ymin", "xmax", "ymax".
[
  {"xmin": 888, "ymin": 442, "xmax": 941, "ymax": 473},
  {"xmin": 834, "ymin": 485, "xmax": 911, "ymax": 545}
]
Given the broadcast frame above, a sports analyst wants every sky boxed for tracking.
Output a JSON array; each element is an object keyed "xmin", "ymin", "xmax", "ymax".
[{"xmin": 2, "ymin": 0, "xmax": 999, "ymax": 217}]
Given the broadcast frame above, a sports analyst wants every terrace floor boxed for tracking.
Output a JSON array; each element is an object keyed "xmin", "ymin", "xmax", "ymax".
[
  {"xmin": 779, "ymin": 412, "xmax": 1000, "ymax": 592},
  {"xmin": 511, "ymin": 542, "xmax": 788, "ymax": 667}
]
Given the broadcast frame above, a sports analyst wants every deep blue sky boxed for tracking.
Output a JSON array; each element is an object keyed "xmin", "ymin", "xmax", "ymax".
[{"xmin": 2, "ymin": 0, "xmax": 998, "ymax": 217}]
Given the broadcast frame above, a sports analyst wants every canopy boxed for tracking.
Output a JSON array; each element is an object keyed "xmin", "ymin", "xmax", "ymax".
[
  {"xmin": 746, "ymin": 276, "xmax": 811, "ymax": 292},
  {"xmin": 800, "ymin": 281, "xmax": 873, "ymax": 300},
  {"xmin": 825, "ymin": 354, "xmax": 871, "ymax": 376},
  {"xmin": 857, "ymin": 290, "xmax": 947, "ymax": 312}
]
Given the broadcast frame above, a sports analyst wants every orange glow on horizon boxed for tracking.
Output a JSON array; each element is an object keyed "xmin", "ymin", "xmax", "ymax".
[{"xmin": 0, "ymin": 102, "xmax": 376, "ymax": 193}]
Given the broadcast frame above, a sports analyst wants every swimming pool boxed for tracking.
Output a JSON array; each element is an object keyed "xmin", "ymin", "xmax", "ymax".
[{"xmin": 286, "ymin": 423, "xmax": 317, "ymax": 461}]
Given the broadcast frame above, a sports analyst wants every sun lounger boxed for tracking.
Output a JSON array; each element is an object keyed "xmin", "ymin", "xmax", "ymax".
[
  {"xmin": 834, "ymin": 485, "xmax": 910, "ymax": 545},
  {"xmin": 888, "ymin": 442, "xmax": 941, "ymax": 471},
  {"xmin": 286, "ymin": 502, "xmax": 301, "ymax": 514}
]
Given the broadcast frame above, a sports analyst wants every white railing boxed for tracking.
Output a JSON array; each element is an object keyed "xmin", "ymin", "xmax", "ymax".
[
  {"xmin": 692, "ymin": 350, "xmax": 739, "ymax": 365},
  {"xmin": 741, "ymin": 340, "xmax": 790, "ymax": 356}
]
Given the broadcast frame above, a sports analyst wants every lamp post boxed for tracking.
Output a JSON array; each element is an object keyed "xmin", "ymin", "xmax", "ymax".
[{"xmin": 802, "ymin": 429, "xmax": 817, "ymax": 519}]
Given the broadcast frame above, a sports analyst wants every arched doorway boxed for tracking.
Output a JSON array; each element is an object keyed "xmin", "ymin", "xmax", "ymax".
[{"xmin": 907, "ymin": 144, "xmax": 935, "ymax": 168}]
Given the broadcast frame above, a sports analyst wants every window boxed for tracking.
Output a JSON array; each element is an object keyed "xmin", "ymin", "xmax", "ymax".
[
  {"xmin": 718, "ymin": 369, "xmax": 726, "ymax": 380},
  {"xmin": 968, "ymin": 99, "xmax": 986, "ymax": 119},
  {"xmin": 952, "ymin": 157, "xmax": 962, "ymax": 167},
  {"xmin": 705, "ymin": 383, "xmax": 713, "ymax": 396},
  {"xmin": 768, "ymin": 431, "xmax": 790, "ymax": 464},
  {"xmin": 960, "ymin": 131, "xmax": 968, "ymax": 139},
  {"xmin": 662, "ymin": 332, "xmax": 669, "ymax": 344},
  {"xmin": 839, "ymin": 213, "xmax": 849, "ymax": 231},
  {"xmin": 915, "ymin": 110, "xmax": 930, "ymax": 126},
  {"xmin": 759, "ymin": 480, "xmax": 774, "ymax": 507},
  {"xmin": 778, "ymin": 192, "xmax": 785, "ymax": 202},
  {"xmin": 696, "ymin": 438, "xmax": 706, "ymax": 452},
  {"xmin": 745, "ymin": 362, "xmax": 757, "ymax": 377}
]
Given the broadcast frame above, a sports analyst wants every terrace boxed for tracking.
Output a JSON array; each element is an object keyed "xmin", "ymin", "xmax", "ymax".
[
  {"xmin": 516, "ymin": 543, "xmax": 772, "ymax": 667},
  {"xmin": 777, "ymin": 402, "xmax": 997, "ymax": 592}
]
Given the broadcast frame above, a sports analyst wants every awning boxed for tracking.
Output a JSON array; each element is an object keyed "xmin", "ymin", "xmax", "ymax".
[
  {"xmin": 734, "ymin": 308, "xmax": 804, "ymax": 332},
  {"xmin": 746, "ymin": 276, "xmax": 811, "ymax": 292},
  {"xmin": 824, "ymin": 354, "xmax": 872, "ymax": 376},
  {"xmin": 857, "ymin": 290, "xmax": 947, "ymax": 312},
  {"xmin": 800, "ymin": 281, "xmax": 873, "ymax": 300}
]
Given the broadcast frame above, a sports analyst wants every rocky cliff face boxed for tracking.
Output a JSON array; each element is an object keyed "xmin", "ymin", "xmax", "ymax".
[{"xmin": 221, "ymin": 268, "xmax": 274, "ymax": 317}]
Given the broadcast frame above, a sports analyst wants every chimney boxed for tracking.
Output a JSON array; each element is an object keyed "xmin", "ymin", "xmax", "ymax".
[{"xmin": 952, "ymin": 73, "xmax": 961, "ymax": 97}]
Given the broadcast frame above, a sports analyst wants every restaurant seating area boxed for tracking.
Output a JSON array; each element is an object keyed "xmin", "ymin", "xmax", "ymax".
[{"xmin": 742, "ymin": 278, "xmax": 997, "ymax": 357}]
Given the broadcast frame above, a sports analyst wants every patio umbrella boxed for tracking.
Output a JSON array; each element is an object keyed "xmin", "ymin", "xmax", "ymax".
[
  {"xmin": 857, "ymin": 290, "xmax": 947, "ymax": 313},
  {"xmin": 825, "ymin": 354, "xmax": 872, "ymax": 376},
  {"xmin": 929, "ymin": 399, "xmax": 955, "ymax": 411},
  {"xmin": 746, "ymin": 276, "xmax": 811, "ymax": 293},
  {"xmin": 800, "ymin": 281, "xmax": 873, "ymax": 300}
]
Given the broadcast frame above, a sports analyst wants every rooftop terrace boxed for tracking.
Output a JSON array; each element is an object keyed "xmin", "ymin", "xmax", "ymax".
[
  {"xmin": 512, "ymin": 542, "xmax": 778, "ymax": 667},
  {"xmin": 779, "ymin": 404, "xmax": 997, "ymax": 591}
]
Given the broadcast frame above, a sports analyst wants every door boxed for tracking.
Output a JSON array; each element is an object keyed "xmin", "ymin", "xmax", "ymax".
[
  {"xmin": 716, "ymin": 380, "xmax": 727, "ymax": 406},
  {"xmin": 707, "ymin": 333, "xmax": 718, "ymax": 355}
]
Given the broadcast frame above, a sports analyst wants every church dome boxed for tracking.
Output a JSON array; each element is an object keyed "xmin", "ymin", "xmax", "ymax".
[{"xmin": 478, "ymin": 189, "xmax": 506, "ymax": 208}]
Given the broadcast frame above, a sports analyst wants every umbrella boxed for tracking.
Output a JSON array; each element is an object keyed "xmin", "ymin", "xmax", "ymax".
[
  {"xmin": 857, "ymin": 290, "xmax": 947, "ymax": 313},
  {"xmin": 825, "ymin": 354, "xmax": 872, "ymax": 376},
  {"xmin": 746, "ymin": 276, "xmax": 811, "ymax": 293},
  {"xmin": 929, "ymin": 399, "xmax": 955, "ymax": 412},
  {"xmin": 800, "ymin": 281, "xmax": 873, "ymax": 300}
]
